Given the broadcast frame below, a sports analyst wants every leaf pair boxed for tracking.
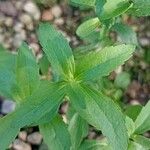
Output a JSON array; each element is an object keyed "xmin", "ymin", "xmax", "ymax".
[{"xmin": 125, "ymin": 101, "xmax": 150, "ymax": 149}]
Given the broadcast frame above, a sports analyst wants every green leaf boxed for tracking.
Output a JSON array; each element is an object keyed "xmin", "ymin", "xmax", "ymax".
[
  {"xmin": 97, "ymin": 0, "xmax": 132, "ymax": 20},
  {"xmin": 125, "ymin": 116, "xmax": 135, "ymax": 137},
  {"xmin": 40, "ymin": 116, "xmax": 71, "ymax": 150},
  {"xmin": 68, "ymin": 113, "xmax": 89, "ymax": 149},
  {"xmin": 128, "ymin": 141, "xmax": 147, "ymax": 150},
  {"xmin": 38, "ymin": 23, "xmax": 75, "ymax": 81},
  {"xmin": 70, "ymin": 0, "xmax": 95, "ymax": 7},
  {"xmin": 114, "ymin": 72, "xmax": 131, "ymax": 89},
  {"xmin": 0, "ymin": 51, "xmax": 16, "ymax": 71},
  {"xmin": 135, "ymin": 101, "xmax": 150, "ymax": 134},
  {"xmin": 0, "ymin": 82, "xmax": 64, "ymax": 149},
  {"xmin": 75, "ymin": 44, "xmax": 135, "ymax": 81},
  {"xmin": 132, "ymin": 135, "xmax": 150, "ymax": 149},
  {"xmin": 112, "ymin": 23, "xmax": 138, "ymax": 45},
  {"xmin": 76, "ymin": 18, "xmax": 100, "ymax": 39},
  {"xmin": 67, "ymin": 83, "xmax": 128, "ymax": 150},
  {"xmin": 79, "ymin": 140, "xmax": 110, "ymax": 150},
  {"xmin": 0, "ymin": 122, "xmax": 19, "ymax": 150},
  {"xmin": 128, "ymin": 0, "xmax": 150, "ymax": 16},
  {"xmin": 125, "ymin": 105, "xmax": 142, "ymax": 121},
  {"xmin": 95, "ymin": 0, "xmax": 106, "ymax": 19},
  {"xmin": 39, "ymin": 54, "xmax": 50, "ymax": 75},
  {"xmin": 16, "ymin": 42, "xmax": 40, "ymax": 101},
  {"xmin": 0, "ymin": 51, "xmax": 18, "ymax": 99}
]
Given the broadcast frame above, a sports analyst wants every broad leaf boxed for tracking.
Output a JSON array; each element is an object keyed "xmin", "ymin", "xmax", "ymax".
[
  {"xmin": 40, "ymin": 116, "xmax": 71, "ymax": 150},
  {"xmin": 0, "ymin": 82, "xmax": 64, "ymax": 149},
  {"xmin": 68, "ymin": 113, "xmax": 88, "ymax": 149},
  {"xmin": 16, "ymin": 42, "xmax": 40, "ymax": 101},
  {"xmin": 38, "ymin": 23, "xmax": 75, "ymax": 81},
  {"xmin": 112, "ymin": 23, "xmax": 138, "ymax": 45},
  {"xmin": 132, "ymin": 135, "xmax": 150, "ymax": 149},
  {"xmin": 128, "ymin": 0, "xmax": 150, "ymax": 16},
  {"xmin": 0, "ymin": 51, "xmax": 18, "ymax": 99},
  {"xmin": 75, "ymin": 44, "xmax": 135, "ymax": 81},
  {"xmin": 97, "ymin": 0, "xmax": 132, "ymax": 20},
  {"xmin": 79, "ymin": 140, "xmax": 110, "ymax": 150},
  {"xmin": 135, "ymin": 101, "xmax": 150, "ymax": 134},
  {"xmin": 67, "ymin": 83, "xmax": 128, "ymax": 150},
  {"xmin": 76, "ymin": 18, "xmax": 100, "ymax": 39}
]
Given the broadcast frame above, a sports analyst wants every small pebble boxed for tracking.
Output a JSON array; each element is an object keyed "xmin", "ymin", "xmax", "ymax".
[
  {"xmin": 139, "ymin": 37, "xmax": 149, "ymax": 47},
  {"xmin": 13, "ymin": 34, "xmax": 23, "ymax": 47},
  {"xmin": 51, "ymin": 5, "xmax": 62, "ymax": 18},
  {"xmin": 54, "ymin": 18, "xmax": 64, "ymax": 25},
  {"xmin": 23, "ymin": 1, "xmax": 41, "ymax": 20},
  {"xmin": 0, "ymin": 1, "xmax": 17, "ymax": 17},
  {"xmin": 19, "ymin": 14, "xmax": 32, "ymax": 26},
  {"xmin": 30, "ymin": 43, "xmax": 40, "ymax": 54},
  {"xmin": 1, "ymin": 100, "xmax": 15, "ymax": 114},
  {"xmin": 14, "ymin": 22, "xmax": 24, "ymax": 32},
  {"xmin": 15, "ymin": 1, "xmax": 23, "ymax": 10},
  {"xmin": 27, "ymin": 132, "xmax": 42, "ymax": 145},
  {"xmin": 42, "ymin": 9, "xmax": 54, "ymax": 21},
  {"xmin": 4, "ymin": 17, "xmax": 13, "ymax": 27},
  {"xmin": 13, "ymin": 139, "xmax": 31, "ymax": 150},
  {"xmin": 18, "ymin": 131, "xmax": 27, "ymax": 141}
]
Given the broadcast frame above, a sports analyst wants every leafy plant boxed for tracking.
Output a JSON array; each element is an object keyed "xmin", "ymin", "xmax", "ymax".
[
  {"xmin": 0, "ymin": 22, "xmax": 148, "ymax": 150},
  {"xmin": 70, "ymin": 0, "xmax": 150, "ymax": 55}
]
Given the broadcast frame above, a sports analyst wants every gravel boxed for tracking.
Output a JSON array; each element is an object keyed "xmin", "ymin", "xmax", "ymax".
[
  {"xmin": 27, "ymin": 132, "xmax": 43, "ymax": 145},
  {"xmin": 13, "ymin": 139, "xmax": 32, "ymax": 150}
]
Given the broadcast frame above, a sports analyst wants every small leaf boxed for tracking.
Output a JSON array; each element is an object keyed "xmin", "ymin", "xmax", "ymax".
[
  {"xmin": 97, "ymin": 0, "xmax": 132, "ymax": 20},
  {"xmin": 112, "ymin": 23, "xmax": 138, "ymax": 45},
  {"xmin": 39, "ymin": 54, "xmax": 50, "ymax": 75},
  {"xmin": 76, "ymin": 17, "xmax": 100, "ymax": 39},
  {"xmin": 38, "ymin": 23, "xmax": 75, "ymax": 81},
  {"xmin": 132, "ymin": 135, "xmax": 150, "ymax": 149},
  {"xmin": 75, "ymin": 44, "xmax": 135, "ymax": 81},
  {"xmin": 68, "ymin": 83, "xmax": 128, "ymax": 150},
  {"xmin": 40, "ymin": 116, "xmax": 71, "ymax": 150},
  {"xmin": 16, "ymin": 42, "xmax": 40, "ymax": 101},
  {"xmin": 125, "ymin": 116, "xmax": 135, "ymax": 137},
  {"xmin": 114, "ymin": 72, "xmax": 131, "ymax": 89},
  {"xmin": 79, "ymin": 140, "xmax": 110, "ymax": 150},
  {"xmin": 135, "ymin": 100, "xmax": 150, "ymax": 134},
  {"xmin": 125, "ymin": 105, "xmax": 142, "ymax": 121},
  {"xmin": 128, "ymin": 0, "xmax": 150, "ymax": 16},
  {"xmin": 95, "ymin": 0, "xmax": 106, "ymax": 19},
  {"xmin": 68, "ymin": 113, "xmax": 88, "ymax": 149},
  {"xmin": 128, "ymin": 141, "xmax": 147, "ymax": 150},
  {"xmin": 0, "ymin": 82, "xmax": 64, "ymax": 149}
]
